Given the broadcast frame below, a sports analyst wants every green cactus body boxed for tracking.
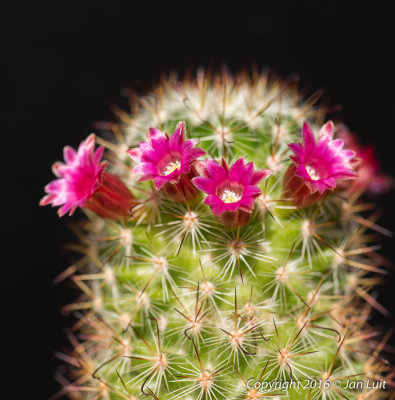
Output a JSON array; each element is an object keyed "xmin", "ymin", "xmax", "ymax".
[{"xmin": 50, "ymin": 70, "xmax": 392, "ymax": 400}]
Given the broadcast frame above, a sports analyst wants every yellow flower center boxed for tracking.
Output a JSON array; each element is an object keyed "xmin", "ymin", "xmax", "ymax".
[
  {"xmin": 306, "ymin": 165, "xmax": 320, "ymax": 180},
  {"xmin": 164, "ymin": 160, "xmax": 181, "ymax": 175},
  {"xmin": 221, "ymin": 189, "xmax": 241, "ymax": 204}
]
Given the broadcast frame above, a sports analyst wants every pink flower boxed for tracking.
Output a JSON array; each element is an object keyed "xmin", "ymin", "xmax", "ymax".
[
  {"xmin": 127, "ymin": 122, "xmax": 206, "ymax": 190},
  {"xmin": 337, "ymin": 127, "xmax": 392, "ymax": 194},
  {"xmin": 353, "ymin": 146, "xmax": 392, "ymax": 194},
  {"xmin": 192, "ymin": 158, "xmax": 272, "ymax": 215},
  {"xmin": 40, "ymin": 134, "xmax": 106, "ymax": 216},
  {"xmin": 288, "ymin": 121, "xmax": 356, "ymax": 194}
]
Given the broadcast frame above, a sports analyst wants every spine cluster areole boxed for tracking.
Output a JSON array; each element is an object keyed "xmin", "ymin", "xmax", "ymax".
[{"xmin": 41, "ymin": 69, "xmax": 394, "ymax": 400}]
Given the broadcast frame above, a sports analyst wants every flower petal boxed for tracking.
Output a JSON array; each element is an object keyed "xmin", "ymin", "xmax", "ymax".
[
  {"xmin": 192, "ymin": 176, "xmax": 217, "ymax": 195},
  {"xmin": 251, "ymin": 169, "xmax": 272, "ymax": 185},
  {"xmin": 64, "ymin": 146, "xmax": 77, "ymax": 164},
  {"xmin": 132, "ymin": 162, "xmax": 159, "ymax": 180},
  {"xmin": 127, "ymin": 148, "xmax": 142, "ymax": 162},
  {"xmin": 319, "ymin": 120, "xmax": 334, "ymax": 140},
  {"xmin": 168, "ymin": 121, "xmax": 185, "ymax": 152},
  {"xmin": 154, "ymin": 175, "xmax": 171, "ymax": 190},
  {"xmin": 302, "ymin": 122, "xmax": 316, "ymax": 151}
]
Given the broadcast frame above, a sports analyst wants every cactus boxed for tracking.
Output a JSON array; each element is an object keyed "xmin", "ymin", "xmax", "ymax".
[{"xmin": 42, "ymin": 69, "xmax": 393, "ymax": 400}]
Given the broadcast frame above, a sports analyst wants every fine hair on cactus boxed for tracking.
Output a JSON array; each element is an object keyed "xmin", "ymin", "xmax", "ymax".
[{"xmin": 41, "ymin": 68, "xmax": 394, "ymax": 400}]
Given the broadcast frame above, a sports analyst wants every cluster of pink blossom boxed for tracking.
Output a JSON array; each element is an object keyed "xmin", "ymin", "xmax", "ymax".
[{"xmin": 41, "ymin": 121, "xmax": 389, "ymax": 227}]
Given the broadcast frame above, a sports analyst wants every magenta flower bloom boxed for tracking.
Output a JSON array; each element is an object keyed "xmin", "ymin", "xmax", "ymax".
[
  {"xmin": 40, "ymin": 134, "xmax": 106, "ymax": 216},
  {"xmin": 336, "ymin": 127, "xmax": 393, "ymax": 194},
  {"xmin": 288, "ymin": 121, "xmax": 356, "ymax": 194},
  {"xmin": 192, "ymin": 158, "xmax": 272, "ymax": 215},
  {"xmin": 127, "ymin": 122, "xmax": 206, "ymax": 190}
]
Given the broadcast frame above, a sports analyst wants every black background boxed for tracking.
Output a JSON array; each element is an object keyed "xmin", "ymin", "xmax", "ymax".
[{"xmin": 3, "ymin": 1, "xmax": 395, "ymax": 398}]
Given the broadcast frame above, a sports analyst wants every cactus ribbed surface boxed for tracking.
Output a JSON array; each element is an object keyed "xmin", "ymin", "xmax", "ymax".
[{"xmin": 43, "ymin": 70, "xmax": 393, "ymax": 400}]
